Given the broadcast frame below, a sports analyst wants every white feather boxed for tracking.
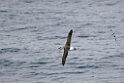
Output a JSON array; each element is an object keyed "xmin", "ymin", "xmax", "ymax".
[{"xmin": 70, "ymin": 47, "xmax": 76, "ymax": 50}]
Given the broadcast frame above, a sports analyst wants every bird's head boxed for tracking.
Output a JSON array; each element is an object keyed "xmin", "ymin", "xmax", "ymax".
[{"xmin": 58, "ymin": 46, "xmax": 64, "ymax": 50}]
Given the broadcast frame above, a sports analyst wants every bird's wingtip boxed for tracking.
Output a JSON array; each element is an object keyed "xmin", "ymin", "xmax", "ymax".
[{"xmin": 62, "ymin": 62, "xmax": 65, "ymax": 66}]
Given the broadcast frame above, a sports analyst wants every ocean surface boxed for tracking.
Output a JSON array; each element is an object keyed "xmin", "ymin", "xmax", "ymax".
[{"xmin": 0, "ymin": 0, "xmax": 124, "ymax": 83}]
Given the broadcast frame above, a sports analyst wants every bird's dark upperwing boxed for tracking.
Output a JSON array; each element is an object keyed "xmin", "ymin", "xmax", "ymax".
[
  {"xmin": 62, "ymin": 48, "xmax": 68, "ymax": 66},
  {"xmin": 66, "ymin": 29, "xmax": 73, "ymax": 46}
]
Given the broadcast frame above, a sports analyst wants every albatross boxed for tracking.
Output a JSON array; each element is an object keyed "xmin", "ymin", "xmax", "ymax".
[{"xmin": 59, "ymin": 29, "xmax": 76, "ymax": 66}]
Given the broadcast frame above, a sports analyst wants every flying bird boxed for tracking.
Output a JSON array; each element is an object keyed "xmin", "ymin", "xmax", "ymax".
[
  {"xmin": 59, "ymin": 29, "xmax": 76, "ymax": 66},
  {"xmin": 109, "ymin": 29, "xmax": 116, "ymax": 41}
]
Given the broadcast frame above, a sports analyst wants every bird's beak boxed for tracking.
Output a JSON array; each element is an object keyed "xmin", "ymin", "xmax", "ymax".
[{"xmin": 58, "ymin": 47, "xmax": 63, "ymax": 49}]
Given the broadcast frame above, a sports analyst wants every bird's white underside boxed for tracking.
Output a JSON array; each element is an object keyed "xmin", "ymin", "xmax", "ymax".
[{"xmin": 59, "ymin": 46, "xmax": 76, "ymax": 50}]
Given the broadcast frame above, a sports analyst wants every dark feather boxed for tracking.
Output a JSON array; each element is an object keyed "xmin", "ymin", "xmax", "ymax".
[
  {"xmin": 62, "ymin": 48, "xmax": 68, "ymax": 66},
  {"xmin": 66, "ymin": 29, "xmax": 73, "ymax": 46}
]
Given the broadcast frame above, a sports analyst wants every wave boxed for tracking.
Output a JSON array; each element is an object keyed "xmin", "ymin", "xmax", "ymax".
[{"xmin": 0, "ymin": 47, "xmax": 20, "ymax": 54}]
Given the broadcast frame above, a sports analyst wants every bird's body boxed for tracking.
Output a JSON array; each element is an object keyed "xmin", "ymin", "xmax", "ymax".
[{"xmin": 59, "ymin": 46, "xmax": 76, "ymax": 51}]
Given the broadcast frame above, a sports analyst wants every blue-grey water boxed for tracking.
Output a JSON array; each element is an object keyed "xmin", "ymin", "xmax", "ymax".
[{"xmin": 0, "ymin": 0, "xmax": 124, "ymax": 83}]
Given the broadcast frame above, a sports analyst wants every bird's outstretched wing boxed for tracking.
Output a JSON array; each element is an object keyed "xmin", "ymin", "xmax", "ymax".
[
  {"xmin": 62, "ymin": 29, "xmax": 73, "ymax": 66},
  {"xmin": 62, "ymin": 48, "xmax": 68, "ymax": 66},
  {"xmin": 66, "ymin": 29, "xmax": 73, "ymax": 46}
]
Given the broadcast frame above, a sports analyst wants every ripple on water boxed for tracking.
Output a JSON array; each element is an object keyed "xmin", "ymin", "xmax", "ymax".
[
  {"xmin": 0, "ymin": 48, "xmax": 20, "ymax": 54},
  {"xmin": 76, "ymin": 65, "xmax": 100, "ymax": 69},
  {"xmin": 77, "ymin": 35, "xmax": 89, "ymax": 38},
  {"xmin": 31, "ymin": 61, "xmax": 48, "ymax": 65},
  {"xmin": 0, "ymin": 59, "xmax": 25, "ymax": 67},
  {"xmin": 62, "ymin": 70, "xmax": 89, "ymax": 75}
]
